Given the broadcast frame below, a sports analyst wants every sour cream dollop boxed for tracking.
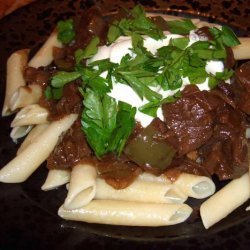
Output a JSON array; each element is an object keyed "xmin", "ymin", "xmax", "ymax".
[{"xmin": 89, "ymin": 31, "xmax": 224, "ymax": 127}]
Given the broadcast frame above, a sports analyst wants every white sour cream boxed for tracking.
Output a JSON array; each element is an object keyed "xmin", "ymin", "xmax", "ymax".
[{"xmin": 89, "ymin": 32, "xmax": 225, "ymax": 127}]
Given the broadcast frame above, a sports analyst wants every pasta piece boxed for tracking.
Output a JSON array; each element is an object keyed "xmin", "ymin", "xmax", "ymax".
[
  {"xmin": 174, "ymin": 173, "xmax": 216, "ymax": 199},
  {"xmin": 0, "ymin": 114, "xmax": 77, "ymax": 183},
  {"xmin": 2, "ymin": 49, "xmax": 29, "ymax": 116},
  {"xmin": 200, "ymin": 173, "xmax": 250, "ymax": 229},
  {"xmin": 194, "ymin": 20, "xmax": 221, "ymax": 28},
  {"xmin": 41, "ymin": 169, "xmax": 71, "ymax": 191},
  {"xmin": 11, "ymin": 104, "xmax": 48, "ymax": 127},
  {"xmin": 10, "ymin": 125, "xmax": 33, "ymax": 142},
  {"xmin": 28, "ymin": 30, "xmax": 63, "ymax": 68},
  {"xmin": 58, "ymin": 200, "xmax": 193, "ymax": 226},
  {"xmin": 95, "ymin": 178, "xmax": 188, "ymax": 204},
  {"xmin": 232, "ymin": 37, "xmax": 250, "ymax": 60},
  {"xmin": 17, "ymin": 123, "xmax": 49, "ymax": 155},
  {"xmin": 9, "ymin": 84, "xmax": 42, "ymax": 112},
  {"xmin": 139, "ymin": 172, "xmax": 215, "ymax": 199},
  {"xmin": 63, "ymin": 164, "xmax": 97, "ymax": 210},
  {"xmin": 138, "ymin": 172, "xmax": 171, "ymax": 183},
  {"xmin": 246, "ymin": 128, "xmax": 250, "ymax": 139}
]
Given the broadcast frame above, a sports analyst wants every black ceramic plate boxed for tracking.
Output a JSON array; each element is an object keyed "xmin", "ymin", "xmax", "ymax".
[{"xmin": 0, "ymin": 0, "xmax": 250, "ymax": 249}]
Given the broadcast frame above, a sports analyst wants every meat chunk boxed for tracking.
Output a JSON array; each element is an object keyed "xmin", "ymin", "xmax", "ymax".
[
  {"xmin": 96, "ymin": 154, "xmax": 142, "ymax": 189},
  {"xmin": 47, "ymin": 120, "xmax": 92, "ymax": 169},
  {"xmin": 232, "ymin": 61, "xmax": 250, "ymax": 114},
  {"xmin": 162, "ymin": 84, "xmax": 249, "ymax": 180},
  {"xmin": 162, "ymin": 85, "xmax": 222, "ymax": 155},
  {"xmin": 199, "ymin": 105, "xmax": 248, "ymax": 180}
]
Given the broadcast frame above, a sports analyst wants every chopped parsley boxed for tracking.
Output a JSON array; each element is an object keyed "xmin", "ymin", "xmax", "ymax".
[
  {"xmin": 107, "ymin": 5, "xmax": 165, "ymax": 43},
  {"xmin": 57, "ymin": 19, "xmax": 75, "ymax": 44},
  {"xmin": 75, "ymin": 36, "xmax": 100, "ymax": 64},
  {"xmin": 81, "ymin": 88, "xmax": 136, "ymax": 157},
  {"xmin": 167, "ymin": 19, "xmax": 197, "ymax": 35},
  {"xmin": 209, "ymin": 26, "xmax": 240, "ymax": 47}
]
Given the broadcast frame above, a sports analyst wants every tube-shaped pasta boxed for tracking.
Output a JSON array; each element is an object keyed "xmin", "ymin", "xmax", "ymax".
[
  {"xmin": 58, "ymin": 200, "xmax": 193, "ymax": 226},
  {"xmin": 200, "ymin": 173, "xmax": 250, "ymax": 229},
  {"xmin": 28, "ymin": 30, "xmax": 63, "ymax": 68},
  {"xmin": 0, "ymin": 114, "xmax": 77, "ymax": 183},
  {"xmin": 10, "ymin": 125, "xmax": 33, "ymax": 142},
  {"xmin": 95, "ymin": 178, "xmax": 188, "ymax": 204},
  {"xmin": 2, "ymin": 49, "xmax": 30, "ymax": 116},
  {"xmin": 138, "ymin": 172, "xmax": 171, "ymax": 183},
  {"xmin": 41, "ymin": 169, "xmax": 71, "ymax": 191},
  {"xmin": 232, "ymin": 38, "xmax": 250, "ymax": 60},
  {"xmin": 63, "ymin": 164, "xmax": 97, "ymax": 210},
  {"xmin": 17, "ymin": 123, "xmax": 49, "ymax": 155},
  {"xmin": 9, "ymin": 84, "xmax": 42, "ymax": 112},
  {"xmin": 174, "ymin": 173, "xmax": 216, "ymax": 199},
  {"xmin": 11, "ymin": 104, "xmax": 48, "ymax": 127},
  {"xmin": 138, "ymin": 172, "xmax": 215, "ymax": 199}
]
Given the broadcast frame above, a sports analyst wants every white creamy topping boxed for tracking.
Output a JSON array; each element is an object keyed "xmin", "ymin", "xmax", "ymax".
[{"xmin": 89, "ymin": 32, "xmax": 225, "ymax": 127}]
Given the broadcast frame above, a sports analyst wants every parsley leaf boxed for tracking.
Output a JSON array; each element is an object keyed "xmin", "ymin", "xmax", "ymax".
[
  {"xmin": 167, "ymin": 19, "xmax": 196, "ymax": 35},
  {"xmin": 75, "ymin": 36, "xmax": 100, "ymax": 64},
  {"xmin": 45, "ymin": 86, "xmax": 64, "ymax": 100},
  {"xmin": 139, "ymin": 92, "xmax": 181, "ymax": 117},
  {"xmin": 46, "ymin": 71, "xmax": 81, "ymax": 100},
  {"xmin": 51, "ymin": 71, "xmax": 81, "ymax": 88},
  {"xmin": 107, "ymin": 5, "xmax": 165, "ymax": 43},
  {"xmin": 209, "ymin": 26, "xmax": 240, "ymax": 47},
  {"xmin": 170, "ymin": 37, "xmax": 189, "ymax": 49},
  {"xmin": 208, "ymin": 69, "xmax": 234, "ymax": 89},
  {"xmin": 107, "ymin": 20, "xmax": 122, "ymax": 43},
  {"xmin": 81, "ymin": 88, "xmax": 136, "ymax": 157},
  {"xmin": 57, "ymin": 19, "xmax": 75, "ymax": 44},
  {"xmin": 108, "ymin": 102, "xmax": 136, "ymax": 155}
]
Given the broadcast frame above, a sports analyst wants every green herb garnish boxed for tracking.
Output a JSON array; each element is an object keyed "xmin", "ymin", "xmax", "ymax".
[
  {"xmin": 75, "ymin": 36, "xmax": 100, "ymax": 64},
  {"xmin": 209, "ymin": 26, "xmax": 240, "ymax": 47},
  {"xmin": 139, "ymin": 91, "xmax": 181, "ymax": 117},
  {"xmin": 81, "ymin": 88, "xmax": 136, "ymax": 157},
  {"xmin": 167, "ymin": 19, "xmax": 196, "ymax": 35},
  {"xmin": 45, "ymin": 71, "xmax": 81, "ymax": 99},
  {"xmin": 57, "ymin": 19, "xmax": 75, "ymax": 44},
  {"xmin": 107, "ymin": 5, "xmax": 165, "ymax": 43}
]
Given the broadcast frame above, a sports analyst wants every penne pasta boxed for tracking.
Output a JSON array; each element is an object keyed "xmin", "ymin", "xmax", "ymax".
[
  {"xmin": 9, "ymin": 84, "xmax": 42, "ymax": 112},
  {"xmin": 58, "ymin": 200, "xmax": 193, "ymax": 226},
  {"xmin": 138, "ymin": 172, "xmax": 171, "ymax": 183},
  {"xmin": 63, "ymin": 163, "xmax": 97, "ymax": 210},
  {"xmin": 200, "ymin": 173, "xmax": 250, "ymax": 229},
  {"xmin": 41, "ymin": 169, "xmax": 71, "ymax": 191},
  {"xmin": 0, "ymin": 114, "xmax": 77, "ymax": 183},
  {"xmin": 11, "ymin": 104, "xmax": 49, "ymax": 127},
  {"xmin": 138, "ymin": 172, "xmax": 216, "ymax": 199},
  {"xmin": 28, "ymin": 30, "xmax": 63, "ymax": 68},
  {"xmin": 17, "ymin": 123, "xmax": 49, "ymax": 155},
  {"xmin": 174, "ymin": 173, "xmax": 216, "ymax": 199},
  {"xmin": 95, "ymin": 178, "xmax": 188, "ymax": 204},
  {"xmin": 232, "ymin": 37, "xmax": 250, "ymax": 60},
  {"xmin": 2, "ymin": 49, "xmax": 30, "ymax": 116},
  {"xmin": 10, "ymin": 125, "xmax": 33, "ymax": 142}
]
